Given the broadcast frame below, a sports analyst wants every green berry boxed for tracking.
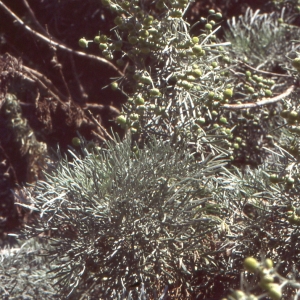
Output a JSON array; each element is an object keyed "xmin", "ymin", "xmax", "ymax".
[
  {"xmin": 261, "ymin": 274, "xmax": 274, "ymax": 285},
  {"xmin": 128, "ymin": 35, "xmax": 138, "ymax": 44},
  {"xmin": 211, "ymin": 61, "xmax": 218, "ymax": 68},
  {"xmin": 149, "ymin": 88, "xmax": 161, "ymax": 96},
  {"xmin": 264, "ymin": 89, "xmax": 272, "ymax": 97},
  {"xmin": 292, "ymin": 57, "xmax": 300, "ymax": 69},
  {"xmin": 215, "ymin": 12, "xmax": 222, "ymax": 19},
  {"xmin": 205, "ymin": 23, "xmax": 213, "ymax": 31},
  {"xmin": 192, "ymin": 45, "xmax": 203, "ymax": 54},
  {"xmin": 114, "ymin": 16, "xmax": 123, "ymax": 26},
  {"xmin": 192, "ymin": 36, "xmax": 199, "ymax": 44},
  {"xmin": 72, "ymin": 137, "xmax": 81, "ymax": 147},
  {"xmin": 111, "ymin": 82, "xmax": 118, "ymax": 90},
  {"xmin": 208, "ymin": 91, "xmax": 215, "ymax": 100},
  {"xmin": 195, "ymin": 117, "xmax": 205, "ymax": 125},
  {"xmin": 102, "ymin": 49, "xmax": 110, "ymax": 56},
  {"xmin": 192, "ymin": 124, "xmax": 200, "ymax": 131},
  {"xmin": 99, "ymin": 43, "xmax": 108, "ymax": 50},
  {"xmin": 130, "ymin": 113, "xmax": 139, "ymax": 121},
  {"xmin": 231, "ymin": 290, "xmax": 245, "ymax": 300},
  {"xmin": 101, "ymin": 0, "xmax": 110, "ymax": 6},
  {"xmin": 191, "ymin": 69, "xmax": 202, "ymax": 78},
  {"xmin": 219, "ymin": 117, "xmax": 227, "ymax": 124},
  {"xmin": 143, "ymin": 15, "xmax": 154, "ymax": 26},
  {"xmin": 269, "ymin": 174, "xmax": 279, "ymax": 183},
  {"xmin": 169, "ymin": 10, "xmax": 183, "ymax": 18},
  {"xmin": 181, "ymin": 80, "xmax": 193, "ymax": 90},
  {"xmin": 135, "ymin": 96, "xmax": 145, "ymax": 105},
  {"xmin": 99, "ymin": 35, "xmax": 108, "ymax": 43},
  {"xmin": 260, "ymin": 275, "xmax": 275, "ymax": 290},
  {"xmin": 140, "ymin": 76, "xmax": 152, "ymax": 85},
  {"xmin": 79, "ymin": 38, "xmax": 88, "ymax": 48},
  {"xmin": 245, "ymin": 86, "xmax": 255, "ymax": 94},
  {"xmin": 222, "ymin": 56, "xmax": 231, "ymax": 63},
  {"xmin": 289, "ymin": 110, "xmax": 298, "ymax": 120},
  {"xmin": 131, "ymin": 127, "xmax": 138, "ymax": 134},
  {"xmin": 94, "ymin": 36, "xmax": 101, "ymax": 44},
  {"xmin": 265, "ymin": 258, "xmax": 273, "ymax": 269},
  {"xmin": 167, "ymin": 75, "xmax": 178, "ymax": 85},
  {"xmin": 286, "ymin": 177, "xmax": 295, "ymax": 185},
  {"xmin": 244, "ymin": 257, "xmax": 259, "ymax": 272},
  {"xmin": 104, "ymin": 54, "xmax": 113, "ymax": 60},
  {"xmin": 245, "ymin": 70, "xmax": 251, "ymax": 77},
  {"xmin": 266, "ymin": 284, "xmax": 282, "ymax": 300},
  {"xmin": 253, "ymin": 75, "xmax": 263, "ymax": 82},
  {"xmin": 116, "ymin": 115, "xmax": 127, "ymax": 125},
  {"xmin": 186, "ymin": 75, "xmax": 196, "ymax": 82},
  {"xmin": 139, "ymin": 29, "xmax": 150, "ymax": 38},
  {"xmin": 223, "ymin": 88, "xmax": 233, "ymax": 99},
  {"xmin": 280, "ymin": 109, "xmax": 289, "ymax": 118},
  {"xmin": 121, "ymin": 1, "xmax": 130, "ymax": 8}
]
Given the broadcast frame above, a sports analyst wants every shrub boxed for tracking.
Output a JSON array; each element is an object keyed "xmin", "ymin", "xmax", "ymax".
[
  {"xmin": 4, "ymin": 1, "xmax": 300, "ymax": 299},
  {"xmin": 20, "ymin": 137, "xmax": 228, "ymax": 298},
  {"xmin": 87, "ymin": 0, "xmax": 234, "ymax": 158}
]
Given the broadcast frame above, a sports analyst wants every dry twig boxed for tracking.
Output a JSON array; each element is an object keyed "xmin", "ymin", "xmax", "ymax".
[
  {"xmin": 86, "ymin": 109, "xmax": 114, "ymax": 141},
  {"xmin": 0, "ymin": 1, "xmax": 123, "ymax": 77},
  {"xmin": 239, "ymin": 60, "xmax": 291, "ymax": 78},
  {"xmin": 222, "ymin": 85, "xmax": 295, "ymax": 110}
]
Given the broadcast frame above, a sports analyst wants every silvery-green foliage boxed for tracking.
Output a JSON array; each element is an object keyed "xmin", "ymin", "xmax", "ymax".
[
  {"xmin": 97, "ymin": 0, "xmax": 232, "ymax": 154},
  {"xmin": 225, "ymin": 8, "xmax": 300, "ymax": 69},
  {"xmin": 20, "ymin": 136, "xmax": 228, "ymax": 298},
  {"xmin": 0, "ymin": 238, "xmax": 58, "ymax": 299},
  {"xmin": 211, "ymin": 147, "xmax": 300, "ymax": 298},
  {"xmin": 219, "ymin": 7, "xmax": 300, "ymax": 168}
]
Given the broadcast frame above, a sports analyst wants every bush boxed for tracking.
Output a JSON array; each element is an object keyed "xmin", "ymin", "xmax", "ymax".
[
  {"xmin": 3, "ymin": 1, "xmax": 300, "ymax": 299},
  {"xmin": 20, "ymin": 137, "xmax": 228, "ymax": 298}
]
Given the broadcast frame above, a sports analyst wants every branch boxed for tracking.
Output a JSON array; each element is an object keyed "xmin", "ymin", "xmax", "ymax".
[
  {"xmin": 239, "ymin": 60, "xmax": 291, "ymax": 78},
  {"xmin": 222, "ymin": 85, "xmax": 295, "ymax": 110},
  {"xmin": 85, "ymin": 109, "xmax": 114, "ymax": 141},
  {"xmin": 0, "ymin": 1, "xmax": 124, "ymax": 77},
  {"xmin": 85, "ymin": 103, "xmax": 120, "ymax": 115},
  {"xmin": 22, "ymin": 64, "xmax": 68, "ymax": 103}
]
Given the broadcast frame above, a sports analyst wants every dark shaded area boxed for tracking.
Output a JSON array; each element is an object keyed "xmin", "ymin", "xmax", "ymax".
[{"xmin": 0, "ymin": 0, "xmax": 127, "ymax": 243}]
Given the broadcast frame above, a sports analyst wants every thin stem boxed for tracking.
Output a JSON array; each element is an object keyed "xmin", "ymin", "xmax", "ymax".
[
  {"xmin": 222, "ymin": 85, "xmax": 295, "ymax": 110},
  {"xmin": 0, "ymin": 1, "xmax": 123, "ymax": 77}
]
